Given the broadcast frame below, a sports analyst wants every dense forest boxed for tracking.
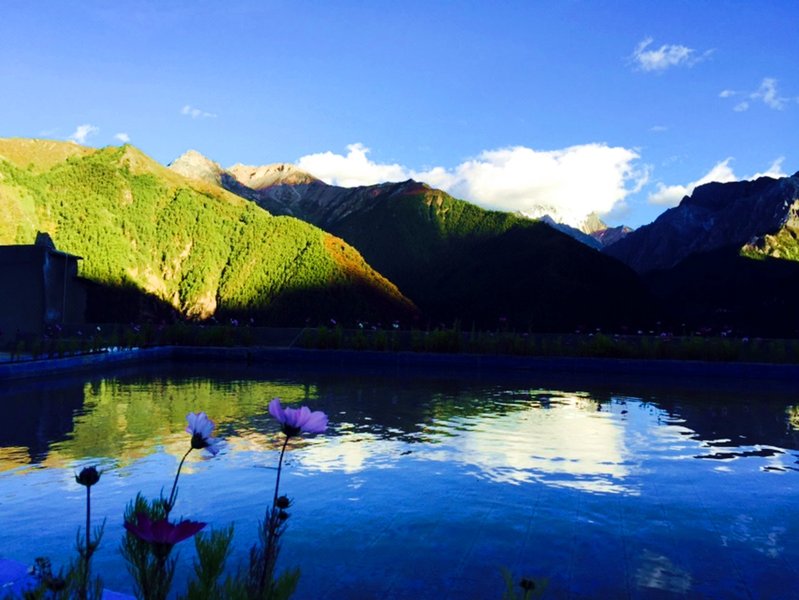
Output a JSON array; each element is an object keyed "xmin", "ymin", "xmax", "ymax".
[
  {"xmin": 241, "ymin": 179, "xmax": 653, "ymax": 331},
  {"xmin": 0, "ymin": 139, "xmax": 416, "ymax": 325}
]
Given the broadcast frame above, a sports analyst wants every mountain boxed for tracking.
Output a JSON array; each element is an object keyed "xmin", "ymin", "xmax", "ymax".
[
  {"xmin": 0, "ymin": 139, "xmax": 417, "ymax": 324},
  {"xmin": 538, "ymin": 215, "xmax": 603, "ymax": 250},
  {"xmin": 171, "ymin": 154, "xmax": 654, "ymax": 331},
  {"xmin": 590, "ymin": 224, "xmax": 632, "ymax": 247},
  {"xmin": 227, "ymin": 162, "xmax": 319, "ymax": 188},
  {"xmin": 605, "ymin": 173, "xmax": 799, "ymax": 273},
  {"xmin": 642, "ymin": 246, "xmax": 799, "ymax": 336},
  {"xmin": 603, "ymin": 172, "xmax": 799, "ymax": 334},
  {"xmin": 523, "ymin": 210, "xmax": 631, "ymax": 249},
  {"xmin": 580, "ymin": 212, "xmax": 633, "ymax": 247}
]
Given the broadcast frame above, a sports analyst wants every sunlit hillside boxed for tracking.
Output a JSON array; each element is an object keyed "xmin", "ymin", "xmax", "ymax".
[{"xmin": 0, "ymin": 139, "xmax": 416, "ymax": 324}]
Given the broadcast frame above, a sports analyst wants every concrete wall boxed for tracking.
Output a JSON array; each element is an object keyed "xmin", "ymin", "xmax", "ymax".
[
  {"xmin": 0, "ymin": 246, "xmax": 45, "ymax": 341},
  {"xmin": 0, "ymin": 245, "xmax": 86, "ymax": 343},
  {"xmin": 42, "ymin": 250, "xmax": 86, "ymax": 328}
]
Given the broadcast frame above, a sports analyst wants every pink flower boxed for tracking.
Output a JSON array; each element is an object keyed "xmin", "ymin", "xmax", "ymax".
[
  {"xmin": 268, "ymin": 398, "xmax": 328, "ymax": 437},
  {"xmin": 186, "ymin": 412, "xmax": 220, "ymax": 456},
  {"xmin": 124, "ymin": 513, "xmax": 205, "ymax": 547}
]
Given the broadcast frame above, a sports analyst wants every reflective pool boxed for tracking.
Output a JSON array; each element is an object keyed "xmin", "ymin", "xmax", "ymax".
[{"xmin": 1, "ymin": 361, "xmax": 799, "ymax": 598}]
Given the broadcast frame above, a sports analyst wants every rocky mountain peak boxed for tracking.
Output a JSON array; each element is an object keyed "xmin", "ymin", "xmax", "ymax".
[
  {"xmin": 580, "ymin": 212, "xmax": 608, "ymax": 234},
  {"xmin": 168, "ymin": 150, "xmax": 224, "ymax": 183},
  {"xmin": 227, "ymin": 162, "xmax": 319, "ymax": 190},
  {"xmin": 605, "ymin": 171, "xmax": 799, "ymax": 272}
]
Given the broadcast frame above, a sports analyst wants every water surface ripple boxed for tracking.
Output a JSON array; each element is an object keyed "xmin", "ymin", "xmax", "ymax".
[{"xmin": 1, "ymin": 362, "xmax": 798, "ymax": 598}]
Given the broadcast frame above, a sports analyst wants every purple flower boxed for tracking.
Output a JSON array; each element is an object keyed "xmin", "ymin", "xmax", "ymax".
[
  {"xmin": 124, "ymin": 513, "xmax": 205, "ymax": 546},
  {"xmin": 268, "ymin": 398, "xmax": 328, "ymax": 438},
  {"xmin": 186, "ymin": 412, "xmax": 220, "ymax": 456}
]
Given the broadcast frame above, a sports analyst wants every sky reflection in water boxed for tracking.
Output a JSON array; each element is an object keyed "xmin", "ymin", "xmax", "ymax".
[{"xmin": 1, "ymin": 363, "xmax": 799, "ymax": 598}]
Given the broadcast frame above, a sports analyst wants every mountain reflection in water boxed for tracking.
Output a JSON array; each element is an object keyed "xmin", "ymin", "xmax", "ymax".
[{"xmin": 1, "ymin": 361, "xmax": 799, "ymax": 598}]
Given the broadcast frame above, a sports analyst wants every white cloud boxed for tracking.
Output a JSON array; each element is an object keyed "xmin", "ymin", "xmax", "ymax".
[
  {"xmin": 753, "ymin": 78, "xmax": 787, "ymax": 110},
  {"xmin": 648, "ymin": 158, "xmax": 786, "ymax": 207},
  {"xmin": 296, "ymin": 143, "xmax": 647, "ymax": 228},
  {"xmin": 649, "ymin": 125, "xmax": 668, "ymax": 133},
  {"xmin": 114, "ymin": 132, "xmax": 130, "ymax": 143},
  {"xmin": 445, "ymin": 145, "xmax": 647, "ymax": 226},
  {"xmin": 649, "ymin": 158, "xmax": 735, "ymax": 206},
  {"xmin": 67, "ymin": 124, "xmax": 99, "ymax": 144},
  {"xmin": 296, "ymin": 143, "xmax": 409, "ymax": 187},
  {"xmin": 181, "ymin": 104, "xmax": 217, "ymax": 119},
  {"xmin": 721, "ymin": 78, "xmax": 793, "ymax": 111},
  {"xmin": 751, "ymin": 157, "xmax": 787, "ymax": 180},
  {"xmin": 631, "ymin": 37, "xmax": 707, "ymax": 72}
]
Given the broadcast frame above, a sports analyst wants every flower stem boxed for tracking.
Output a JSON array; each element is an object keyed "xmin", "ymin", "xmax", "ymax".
[
  {"xmin": 272, "ymin": 435, "xmax": 291, "ymax": 510},
  {"xmin": 86, "ymin": 485, "xmax": 91, "ymax": 557},
  {"xmin": 166, "ymin": 447, "xmax": 193, "ymax": 517},
  {"xmin": 79, "ymin": 485, "xmax": 91, "ymax": 600},
  {"xmin": 259, "ymin": 433, "xmax": 291, "ymax": 593}
]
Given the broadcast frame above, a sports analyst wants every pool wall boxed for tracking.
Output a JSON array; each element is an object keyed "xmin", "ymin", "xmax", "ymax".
[{"xmin": 2, "ymin": 345, "xmax": 798, "ymax": 382}]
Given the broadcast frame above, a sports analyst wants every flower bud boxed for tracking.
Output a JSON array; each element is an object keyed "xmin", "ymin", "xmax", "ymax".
[
  {"xmin": 276, "ymin": 495, "xmax": 291, "ymax": 509},
  {"xmin": 75, "ymin": 466, "xmax": 100, "ymax": 487},
  {"xmin": 520, "ymin": 578, "xmax": 535, "ymax": 591}
]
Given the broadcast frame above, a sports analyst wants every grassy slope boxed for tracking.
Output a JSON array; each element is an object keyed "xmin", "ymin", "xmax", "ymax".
[{"xmin": 0, "ymin": 139, "xmax": 415, "ymax": 324}]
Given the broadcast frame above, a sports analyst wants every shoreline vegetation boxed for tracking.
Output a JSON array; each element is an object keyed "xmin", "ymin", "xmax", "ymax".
[
  {"xmin": 2, "ymin": 323, "xmax": 799, "ymax": 381},
  {"xmin": 3, "ymin": 322, "xmax": 799, "ymax": 363}
]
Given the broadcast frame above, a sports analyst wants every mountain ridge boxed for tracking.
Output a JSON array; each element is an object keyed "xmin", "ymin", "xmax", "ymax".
[
  {"xmin": 605, "ymin": 172, "xmax": 799, "ymax": 273},
  {"xmin": 169, "ymin": 152, "xmax": 653, "ymax": 330}
]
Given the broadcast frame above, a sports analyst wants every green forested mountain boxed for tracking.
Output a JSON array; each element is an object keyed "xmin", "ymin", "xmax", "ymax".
[
  {"xmin": 173, "ymin": 156, "xmax": 654, "ymax": 330},
  {"xmin": 0, "ymin": 139, "xmax": 416, "ymax": 324}
]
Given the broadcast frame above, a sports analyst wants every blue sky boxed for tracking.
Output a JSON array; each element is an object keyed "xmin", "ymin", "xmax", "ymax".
[{"xmin": 1, "ymin": 0, "xmax": 797, "ymax": 228}]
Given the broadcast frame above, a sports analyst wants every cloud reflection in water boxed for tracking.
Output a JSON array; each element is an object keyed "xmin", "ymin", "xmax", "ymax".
[{"xmin": 298, "ymin": 394, "xmax": 634, "ymax": 494}]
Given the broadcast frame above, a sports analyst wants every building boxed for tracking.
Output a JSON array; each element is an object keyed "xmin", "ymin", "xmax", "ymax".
[{"xmin": 0, "ymin": 234, "xmax": 86, "ymax": 341}]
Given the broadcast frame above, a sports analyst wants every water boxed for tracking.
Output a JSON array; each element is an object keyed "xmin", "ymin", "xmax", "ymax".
[{"xmin": 1, "ymin": 361, "xmax": 799, "ymax": 599}]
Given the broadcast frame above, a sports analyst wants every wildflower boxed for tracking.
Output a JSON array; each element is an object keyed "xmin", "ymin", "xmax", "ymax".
[
  {"xmin": 75, "ymin": 466, "xmax": 104, "ymax": 597},
  {"xmin": 164, "ymin": 412, "xmax": 221, "ymax": 516},
  {"xmin": 253, "ymin": 401, "xmax": 327, "ymax": 595},
  {"xmin": 75, "ymin": 466, "xmax": 101, "ymax": 487},
  {"xmin": 124, "ymin": 513, "xmax": 206, "ymax": 547},
  {"xmin": 268, "ymin": 398, "xmax": 327, "ymax": 438},
  {"xmin": 186, "ymin": 411, "xmax": 220, "ymax": 456}
]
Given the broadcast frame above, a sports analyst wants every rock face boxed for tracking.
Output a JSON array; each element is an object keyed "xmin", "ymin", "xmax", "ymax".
[
  {"xmin": 228, "ymin": 162, "xmax": 318, "ymax": 188},
  {"xmin": 168, "ymin": 150, "xmax": 226, "ymax": 184},
  {"xmin": 604, "ymin": 173, "xmax": 799, "ymax": 273},
  {"xmin": 231, "ymin": 176, "xmax": 395, "ymax": 229},
  {"xmin": 590, "ymin": 225, "xmax": 633, "ymax": 248},
  {"xmin": 538, "ymin": 212, "xmax": 632, "ymax": 249},
  {"xmin": 538, "ymin": 215, "xmax": 603, "ymax": 250}
]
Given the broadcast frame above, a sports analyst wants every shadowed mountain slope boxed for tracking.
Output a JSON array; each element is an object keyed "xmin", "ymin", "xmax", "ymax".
[
  {"xmin": 171, "ymin": 153, "xmax": 654, "ymax": 331},
  {"xmin": 603, "ymin": 172, "xmax": 799, "ymax": 334},
  {"xmin": 605, "ymin": 173, "xmax": 799, "ymax": 273}
]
